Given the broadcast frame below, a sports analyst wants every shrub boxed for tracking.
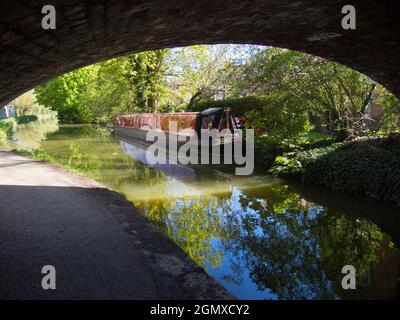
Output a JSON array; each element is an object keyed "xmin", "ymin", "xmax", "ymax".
[
  {"xmin": 0, "ymin": 118, "xmax": 16, "ymax": 136},
  {"xmin": 268, "ymin": 155, "xmax": 303, "ymax": 177},
  {"xmin": 31, "ymin": 149, "xmax": 54, "ymax": 161},
  {"xmin": 270, "ymin": 134, "xmax": 400, "ymax": 204},
  {"xmin": 254, "ymin": 135, "xmax": 303, "ymax": 169}
]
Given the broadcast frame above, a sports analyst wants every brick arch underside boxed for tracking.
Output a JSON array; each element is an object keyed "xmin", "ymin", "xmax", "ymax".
[{"xmin": 0, "ymin": 0, "xmax": 399, "ymax": 105}]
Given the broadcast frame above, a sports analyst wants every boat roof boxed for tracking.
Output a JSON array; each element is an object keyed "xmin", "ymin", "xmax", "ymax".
[
  {"xmin": 200, "ymin": 107, "xmax": 224, "ymax": 115},
  {"xmin": 117, "ymin": 107, "xmax": 225, "ymax": 117}
]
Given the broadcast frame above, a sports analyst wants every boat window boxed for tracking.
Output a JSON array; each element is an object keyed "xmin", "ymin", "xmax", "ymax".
[{"xmin": 201, "ymin": 115, "xmax": 215, "ymax": 129}]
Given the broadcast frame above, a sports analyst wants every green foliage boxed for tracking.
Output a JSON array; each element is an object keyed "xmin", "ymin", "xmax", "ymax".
[
  {"xmin": 83, "ymin": 58, "xmax": 133, "ymax": 123},
  {"xmin": 0, "ymin": 128, "xmax": 7, "ymax": 147},
  {"xmin": 121, "ymin": 49, "xmax": 169, "ymax": 113},
  {"xmin": 32, "ymin": 45, "xmax": 259, "ymax": 124},
  {"xmin": 192, "ymin": 94, "xmax": 312, "ymax": 141},
  {"xmin": 30, "ymin": 149, "xmax": 55, "ymax": 161},
  {"xmin": 35, "ymin": 67, "xmax": 96, "ymax": 123},
  {"xmin": 0, "ymin": 118, "xmax": 16, "ymax": 136},
  {"xmin": 253, "ymin": 136, "xmax": 289, "ymax": 168},
  {"xmin": 35, "ymin": 50, "xmax": 170, "ymax": 124},
  {"xmin": 13, "ymin": 149, "xmax": 55, "ymax": 162},
  {"xmin": 12, "ymin": 90, "xmax": 58, "ymax": 120},
  {"xmin": 245, "ymin": 94, "xmax": 312, "ymax": 141},
  {"xmin": 269, "ymin": 155, "xmax": 303, "ymax": 177},
  {"xmin": 377, "ymin": 91, "xmax": 400, "ymax": 133},
  {"xmin": 10, "ymin": 148, "xmax": 54, "ymax": 163},
  {"xmin": 168, "ymin": 45, "xmax": 241, "ymax": 108},
  {"xmin": 0, "ymin": 91, "xmax": 59, "ymax": 150},
  {"xmin": 270, "ymin": 135, "xmax": 400, "ymax": 204},
  {"xmin": 235, "ymin": 47, "xmax": 400, "ymax": 140},
  {"xmin": 11, "ymin": 89, "xmax": 37, "ymax": 115}
]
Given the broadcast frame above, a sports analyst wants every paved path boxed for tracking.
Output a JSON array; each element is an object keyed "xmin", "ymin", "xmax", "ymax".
[{"xmin": 0, "ymin": 150, "xmax": 232, "ymax": 299}]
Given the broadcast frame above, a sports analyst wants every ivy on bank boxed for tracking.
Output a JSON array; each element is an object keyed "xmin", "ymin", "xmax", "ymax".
[{"xmin": 269, "ymin": 134, "xmax": 400, "ymax": 205}]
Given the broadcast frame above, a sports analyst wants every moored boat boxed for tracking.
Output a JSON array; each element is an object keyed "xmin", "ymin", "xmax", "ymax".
[{"xmin": 114, "ymin": 107, "xmax": 240, "ymax": 148}]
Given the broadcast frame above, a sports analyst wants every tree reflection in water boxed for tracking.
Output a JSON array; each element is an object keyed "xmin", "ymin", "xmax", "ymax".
[
  {"xmin": 8, "ymin": 117, "xmax": 59, "ymax": 150},
  {"xmin": 139, "ymin": 185, "xmax": 399, "ymax": 299}
]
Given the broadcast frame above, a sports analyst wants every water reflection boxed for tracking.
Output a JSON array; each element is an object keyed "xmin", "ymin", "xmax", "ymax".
[
  {"xmin": 119, "ymin": 138, "xmax": 196, "ymax": 180},
  {"xmin": 38, "ymin": 125, "xmax": 400, "ymax": 300},
  {"xmin": 8, "ymin": 116, "xmax": 58, "ymax": 150}
]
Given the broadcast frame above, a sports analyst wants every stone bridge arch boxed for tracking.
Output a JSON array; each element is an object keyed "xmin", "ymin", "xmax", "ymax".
[{"xmin": 0, "ymin": 0, "xmax": 399, "ymax": 105}]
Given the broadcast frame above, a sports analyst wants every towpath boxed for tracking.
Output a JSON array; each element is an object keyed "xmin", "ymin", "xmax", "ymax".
[{"xmin": 0, "ymin": 150, "xmax": 232, "ymax": 299}]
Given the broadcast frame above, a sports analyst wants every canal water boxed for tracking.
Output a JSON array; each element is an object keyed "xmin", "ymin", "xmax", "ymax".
[{"xmin": 12, "ymin": 123, "xmax": 400, "ymax": 299}]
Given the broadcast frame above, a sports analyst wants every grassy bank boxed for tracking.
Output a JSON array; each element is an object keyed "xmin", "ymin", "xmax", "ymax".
[
  {"xmin": 12, "ymin": 148, "xmax": 55, "ymax": 162},
  {"xmin": 269, "ymin": 134, "xmax": 400, "ymax": 205}
]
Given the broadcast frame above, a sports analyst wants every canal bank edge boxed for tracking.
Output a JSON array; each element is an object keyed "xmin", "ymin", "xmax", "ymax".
[
  {"xmin": 84, "ymin": 187, "xmax": 236, "ymax": 300},
  {"xmin": 0, "ymin": 150, "xmax": 235, "ymax": 299}
]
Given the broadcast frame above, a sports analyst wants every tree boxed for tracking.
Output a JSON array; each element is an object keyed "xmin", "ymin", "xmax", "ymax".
[
  {"xmin": 375, "ymin": 88, "xmax": 400, "ymax": 133},
  {"xmin": 35, "ymin": 66, "xmax": 98, "ymax": 123},
  {"xmin": 34, "ymin": 50, "xmax": 170, "ymax": 123},
  {"xmin": 237, "ymin": 48, "xmax": 385, "ymax": 140},
  {"xmin": 166, "ymin": 45, "xmax": 242, "ymax": 108},
  {"xmin": 123, "ymin": 49, "xmax": 169, "ymax": 113}
]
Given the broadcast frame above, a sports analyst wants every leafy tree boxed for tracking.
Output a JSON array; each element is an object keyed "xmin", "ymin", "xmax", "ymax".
[
  {"xmin": 35, "ymin": 50, "xmax": 170, "ymax": 123},
  {"xmin": 236, "ymin": 48, "xmax": 388, "ymax": 140},
  {"xmin": 123, "ymin": 49, "xmax": 169, "ymax": 113},
  {"xmin": 35, "ymin": 66, "xmax": 98, "ymax": 123},
  {"xmin": 376, "ymin": 89, "xmax": 400, "ymax": 133},
  {"xmin": 245, "ymin": 93, "xmax": 312, "ymax": 142},
  {"xmin": 166, "ymin": 45, "xmax": 241, "ymax": 108}
]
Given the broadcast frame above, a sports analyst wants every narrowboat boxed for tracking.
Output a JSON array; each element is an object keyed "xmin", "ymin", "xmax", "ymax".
[{"xmin": 114, "ymin": 108, "xmax": 240, "ymax": 148}]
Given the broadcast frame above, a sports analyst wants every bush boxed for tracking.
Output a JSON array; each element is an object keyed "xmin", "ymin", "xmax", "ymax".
[
  {"xmin": 268, "ymin": 154, "xmax": 303, "ymax": 177},
  {"xmin": 270, "ymin": 134, "xmax": 400, "ymax": 204},
  {"xmin": 11, "ymin": 148, "xmax": 54, "ymax": 162},
  {"xmin": 0, "ymin": 118, "xmax": 16, "ymax": 136},
  {"xmin": 0, "ymin": 118, "xmax": 16, "ymax": 148},
  {"xmin": 254, "ymin": 136, "xmax": 283, "ymax": 168},
  {"xmin": 377, "ymin": 92, "xmax": 400, "ymax": 134},
  {"xmin": 12, "ymin": 90, "xmax": 58, "ymax": 121},
  {"xmin": 254, "ymin": 135, "xmax": 302, "ymax": 169}
]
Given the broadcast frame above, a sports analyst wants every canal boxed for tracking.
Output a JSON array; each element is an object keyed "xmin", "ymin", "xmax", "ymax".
[{"xmin": 10, "ymin": 122, "xmax": 400, "ymax": 299}]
